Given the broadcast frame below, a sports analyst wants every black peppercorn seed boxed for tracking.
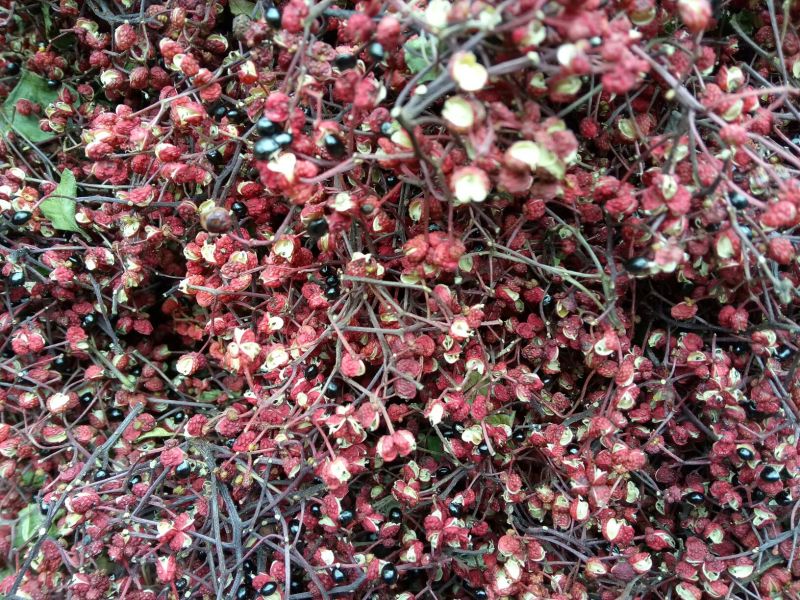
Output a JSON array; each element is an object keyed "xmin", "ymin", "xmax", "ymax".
[
  {"xmin": 324, "ymin": 380, "xmax": 341, "ymax": 397},
  {"xmin": 82, "ymin": 314, "xmax": 96, "ymax": 329},
  {"xmin": 231, "ymin": 202, "xmax": 248, "ymax": 218},
  {"xmin": 324, "ymin": 287, "xmax": 340, "ymax": 300},
  {"xmin": 256, "ymin": 117, "xmax": 278, "ymax": 136},
  {"xmin": 388, "ymin": 507, "xmax": 402, "ymax": 522},
  {"xmin": 334, "ymin": 54, "xmax": 357, "ymax": 71},
  {"xmin": 729, "ymin": 193, "xmax": 749, "ymax": 209},
  {"xmin": 254, "ymin": 137, "xmax": 280, "ymax": 159},
  {"xmin": 108, "ymin": 407, "xmax": 124, "ymax": 421},
  {"xmin": 261, "ymin": 582, "xmax": 278, "ymax": 595},
  {"xmin": 274, "ymin": 131, "xmax": 293, "ymax": 147},
  {"xmin": 9, "ymin": 271, "xmax": 25, "ymax": 287},
  {"xmin": 331, "ymin": 568, "xmax": 346, "ymax": 584},
  {"xmin": 338, "ymin": 509, "xmax": 354, "ymax": 524},
  {"xmin": 175, "ymin": 461, "xmax": 191, "ymax": 478},
  {"xmin": 448, "ymin": 501, "xmax": 463, "ymax": 517},
  {"xmin": 761, "ymin": 466, "xmax": 781, "ymax": 482},
  {"xmin": 11, "ymin": 210, "xmax": 32, "ymax": 226},
  {"xmin": 368, "ymin": 42, "xmax": 385, "ymax": 61},
  {"xmin": 624, "ymin": 257, "xmax": 650, "ymax": 273},
  {"xmin": 5, "ymin": 62, "xmax": 20, "ymax": 75},
  {"xmin": 320, "ymin": 264, "xmax": 335, "ymax": 276},
  {"xmin": 736, "ymin": 447, "xmax": 754, "ymax": 461},
  {"xmin": 46, "ymin": 79, "xmax": 60, "ymax": 89},
  {"xmin": 685, "ymin": 491, "xmax": 705, "ymax": 505},
  {"xmin": 380, "ymin": 564, "xmax": 398, "ymax": 584},
  {"xmin": 307, "ymin": 217, "xmax": 329, "ymax": 238},
  {"xmin": 304, "ymin": 364, "xmax": 319, "ymax": 379},
  {"xmin": 323, "ymin": 134, "xmax": 345, "ymax": 158},
  {"xmin": 265, "ymin": 6, "xmax": 281, "ymax": 28}
]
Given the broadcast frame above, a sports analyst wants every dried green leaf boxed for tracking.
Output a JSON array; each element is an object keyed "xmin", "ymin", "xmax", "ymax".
[{"xmin": 0, "ymin": 71, "xmax": 60, "ymax": 142}]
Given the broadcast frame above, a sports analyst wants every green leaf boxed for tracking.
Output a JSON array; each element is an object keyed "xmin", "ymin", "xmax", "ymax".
[
  {"xmin": 0, "ymin": 71, "xmax": 60, "ymax": 142},
  {"xmin": 423, "ymin": 431, "xmax": 444, "ymax": 456},
  {"xmin": 40, "ymin": 169, "xmax": 86, "ymax": 237},
  {"xmin": 14, "ymin": 504, "xmax": 43, "ymax": 549},
  {"xmin": 230, "ymin": 0, "xmax": 256, "ymax": 15},
  {"xmin": 485, "ymin": 412, "xmax": 515, "ymax": 428},
  {"xmin": 403, "ymin": 36, "xmax": 439, "ymax": 83},
  {"xmin": 42, "ymin": 3, "xmax": 53, "ymax": 33},
  {"xmin": 137, "ymin": 427, "xmax": 174, "ymax": 441}
]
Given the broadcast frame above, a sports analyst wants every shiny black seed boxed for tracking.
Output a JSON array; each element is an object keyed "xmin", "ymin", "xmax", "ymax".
[
  {"xmin": 261, "ymin": 582, "xmax": 278, "ymax": 595},
  {"xmin": 310, "ymin": 503, "xmax": 322, "ymax": 518},
  {"xmin": 743, "ymin": 400, "xmax": 760, "ymax": 417},
  {"xmin": 40, "ymin": 502, "xmax": 49, "ymax": 514},
  {"xmin": 212, "ymin": 104, "xmax": 228, "ymax": 119},
  {"xmin": 761, "ymin": 466, "xmax": 781, "ymax": 482},
  {"xmin": 739, "ymin": 225, "xmax": 753, "ymax": 239},
  {"xmin": 325, "ymin": 274, "xmax": 339, "ymax": 287},
  {"xmin": 173, "ymin": 410, "xmax": 185, "ymax": 423},
  {"xmin": 175, "ymin": 578, "xmax": 188, "ymax": 591},
  {"xmin": 385, "ymin": 174, "xmax": 398, "ymax": 187},
  {"xmin": 338, "ymin": 509, "xmax": 354, "ymax": 525},
  {"xmin": 46, "ymin": 79, "xmax": 60, "ymax": 89},
  {"xmin": 380, "ymin": 564, "xmax": 397, "ymax": 584},
  {"xmin": 320, "ymin": 264, "xmax": 335, "ymax": 276},
  {"xmin": 776, "ymin": 345, "xmax": 795, "ymax": 361},
  {"xmin": 685, "ymin": 491, "xmax": 705, "ymax": 505},
  {"xmin": 289, "ymin": 519, "xmax": 301, "ymax": 535},
  {"xmin": 231, "ymin": 202, "xmax": 248, "ymax": 218},
  {"xmin": 775, "ymin": 490, "xmax": 793, "ymax": 505},
  {"xmin": 436, "ymin": 466, "xmax": 451, "ymax": 477},
  {"xmin": 11, "ymin": 210, "xmax": 32, "ymax": 226},
  {"xmin": 244, "ymin": 559, "xmax": 256, "ymax": 574},
  {"xmin": 732, "ymin": 342, "xmax": 748, "ymax": 355},
  {"xmin": 53, "ymin": 355, "xmax": 71, "ymax": 372},
  {"xmin": 473, "ymin": 589, "xmax": 488, "ymax": 600},
  {"xmin": 323, "ymin": 134, "xmax": 345, "ymax": 158},
  {"xmin": 175, "ymin": 461, "xmax": 191, "ymax": 478},
  {"xmin": 130, "ymin": 365, "xmax": 142, "ymax": 376},
  {"xmin": 256, "ymin": 117, "xmax": 278, "ymax": 136},
  {"xmin": 428, "ymin": 223, "xmax": 443, "ymax": 232},
  {"xmin": 477, "ymin": 443, "xmax": 490, "ymax": 456},
  {"xmin": 448, "ymin": 501, "xmax": 463, "ymax": 517},
  {"xmin": 334, "ymin": 53, "xmax": 357, "ymax": 70},
  {"xmin": 9, "ymin": 271, "xmax": 25, "ymax": 286},
  {"xmin": 624, "ymin": 257, "xmax": 650, "ymax": 273},
  {"xmin": 380, "ymin": 121, "xmax": 393, "ymax": 135},
  {"xmin": 108, "ymin": 407, "xmax": 124, "ymax": 421},
  {"xmin": 331, "ymin": 567, "xmax": 346, "ymax": 584},
  {"xmin": 325, "ymin": 380, "xmax": 341, "ymax": 398},
  {"xmin": 304, "ymin": 364, "xmax": 319, "ymax": 379},
  {"xmin": 206, "ymin": 149, "xmax": 223, "ymax": 165},
  {"xmin": 225, "ymin": 438, "xmax": 236, "ymax": 448},
  {"xmin": 80, "ymin": 392, "xmax": 93, "ymax": 404},
  {"xmin": 274, "ymin": 131, "xmax": 293, "ymax": 147},
  {"xmin": 513, "ymin": 430, "xmax": 526, "ymax": 443},
  {"xmin": 254, "ymin": 137, "xmax": 280, "ymax": 159},
  {"xmin": 289, "ymin": 579, "xmax": 302, "ymax": 593},
  {"xmin": 730, "ymin": 193, "xmax": 749, "ymax": 209},
  {"xmin": 82, "ymin": 314, "xmax": 96, "ymax": 329},
  {"xmin": 266, "ymin": 6, "xmax": 281, "ymax": 28},
  {"xmin": 307, "ymin": 217, "xmax": 329, "ymax": 238},
  {"xmin": 5, "ymin": 62, "xmax": 20, "ymax": 75},
  {"xmin": 388, "ymin": 507, "xmax": 402, "ymax": 522},
  {"xmin": 361, "ymin": 204, "xmax": 374, "ymax": 214},
  {"xmin": 129, "ymin": 475, "xmax": 141, "ymax": 487},
  {"xmin": 752, "ymin": 488, "xmax": 766, "ymax": 502},
  {"xmin": 441, "ymin": 425, "xmax": 455, "ymax": 439},
  {"xmin": 235, "ymin": 585, "xmax": 252, "ymax": 600},
  {"xmin": 368, "ymin": 42, "xmax": 385, "ymax": 61},
  {"xmin": 226, "ymin": 108, "xmax": 243, "ymax": 122},
  {"xmin": 737, "ymin": 447, "xmax": 754, "ymax": 461},
  {"xmin": 324, "ymin": 287, "xmax": 339, "ymax": 300},
  {"xmin": 94, "ymin": 469, "xmax": 108, "ymax": 481},
  {"xmin": 68, "ymin": 254, "xmax": 83, "ymax": 268}
]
